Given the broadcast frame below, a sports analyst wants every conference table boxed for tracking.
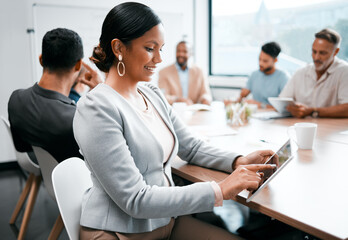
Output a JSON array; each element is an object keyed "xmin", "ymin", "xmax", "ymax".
[{"xmin": 171, "ymin": 102, "xmax": 348, "ymax": 240}]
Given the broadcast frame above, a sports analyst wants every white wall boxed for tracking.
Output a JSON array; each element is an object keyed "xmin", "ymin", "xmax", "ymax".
[
  {"xmin": 0, "ymin": 0, "xmax": 196, "ymax": 163},
  {"xmin": 0, "ymin": 0, "xmax": 32, "ymax": 162}
]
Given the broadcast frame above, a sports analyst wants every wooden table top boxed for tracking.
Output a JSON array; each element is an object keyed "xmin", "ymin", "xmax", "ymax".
[{"xmin": 171, "ymin": 103, "xmax": 348, "ymax": 240}]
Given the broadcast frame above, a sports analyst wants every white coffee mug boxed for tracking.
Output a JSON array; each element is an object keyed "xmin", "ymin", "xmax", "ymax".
[{"xmin": 288, "ymin": 123, "xmax": 317, "ymax": 149}]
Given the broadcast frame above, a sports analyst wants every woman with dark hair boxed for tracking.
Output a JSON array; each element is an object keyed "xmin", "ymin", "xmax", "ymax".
[{"xmin": 74, "ymin": 2, "xmax": 276, "ymax": 239}]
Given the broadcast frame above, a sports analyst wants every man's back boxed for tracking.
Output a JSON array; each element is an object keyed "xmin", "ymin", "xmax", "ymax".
[{"xmin": 8, "ymin": 83, "xmax": 82, "ymax": 162}]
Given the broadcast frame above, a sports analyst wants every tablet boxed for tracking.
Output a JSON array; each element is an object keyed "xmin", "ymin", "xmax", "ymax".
[
  {"xmin": 268, "ymin": 97, "xmax": 295, "ymax": 114},
  {"xmin": 246, "ymin": 139, "xmax": 293, "ymax": 203}
]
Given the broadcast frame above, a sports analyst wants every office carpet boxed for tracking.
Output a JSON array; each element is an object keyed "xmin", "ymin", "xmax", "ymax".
[{"xmin": 0, "ymin": 168, "xmax": 68, "ymax": 240}]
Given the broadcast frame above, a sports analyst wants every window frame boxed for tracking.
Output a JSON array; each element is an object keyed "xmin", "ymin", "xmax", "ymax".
[{"xmin": 208, "ymin": 0, "xmax": 249, "ymax": 78}]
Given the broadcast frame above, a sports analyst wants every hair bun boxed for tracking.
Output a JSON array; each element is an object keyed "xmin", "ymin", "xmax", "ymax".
[{"xmin": 90, "ymin": 45, "xmax": 109, "ymax": 72}]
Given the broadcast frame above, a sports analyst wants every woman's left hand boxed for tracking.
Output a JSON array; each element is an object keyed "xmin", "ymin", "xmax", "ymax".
[{"xmin": 233, "ymin": 150, "xmax": 278, "ymax": 170}]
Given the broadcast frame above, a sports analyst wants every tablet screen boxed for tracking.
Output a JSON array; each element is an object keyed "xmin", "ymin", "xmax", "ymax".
[{"xmin": 246, "ymin": 139, "xmax": 293, "ymax": 202}]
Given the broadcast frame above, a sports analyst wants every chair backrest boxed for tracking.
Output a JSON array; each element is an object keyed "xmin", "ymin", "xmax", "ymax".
[
  {"xmin": 1, "ymin": 116, "xmax": 40, "ymax": 176},
  {"xmin": 32, "ymin": 146, "xmax": 59, "ymax": 200},
  {"xmin": 52, "ymin": 158, "xmax": 92, "ymax": 240}
]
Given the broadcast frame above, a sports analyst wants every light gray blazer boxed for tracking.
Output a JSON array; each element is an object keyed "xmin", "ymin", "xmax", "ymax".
[{"xmin": 73, "ymin": 83, "xmax": 239, "ymax": 233}]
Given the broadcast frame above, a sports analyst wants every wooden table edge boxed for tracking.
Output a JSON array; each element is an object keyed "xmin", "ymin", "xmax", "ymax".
[{"xmin": 171, "ymin": 159, "xmax": 346, "ymax": 240}]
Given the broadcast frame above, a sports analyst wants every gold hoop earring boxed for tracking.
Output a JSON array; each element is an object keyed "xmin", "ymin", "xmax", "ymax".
[{"xmin": 117, "ymin": 55, "xmax": 125, "ymax": 77}]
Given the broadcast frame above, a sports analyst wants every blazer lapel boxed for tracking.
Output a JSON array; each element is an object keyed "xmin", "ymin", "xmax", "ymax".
[{"xmin": 138, "ymin": 86, "xmax": 179, "ymax": 162}]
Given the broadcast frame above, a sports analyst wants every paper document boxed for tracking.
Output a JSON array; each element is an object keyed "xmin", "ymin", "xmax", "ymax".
[
  {"xmin": 251, "ymin": 111, "xmax": 291, "ymax": 120},
  {"xmin": 186, "ymin": 104, "xmax": 211, "ymax": 111},
  {"xmin": 189, "ymin": 125, "xmax": 237, "ymax": 137}
]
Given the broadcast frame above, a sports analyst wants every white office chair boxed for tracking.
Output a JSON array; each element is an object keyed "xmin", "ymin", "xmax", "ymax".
[
  {"xmin": 32, "ymin": 146, "xmax": 63, "ymax": 240},
  {"xmin": 1, "ymin": 116, "xmax": 42, "ymax": 240},
  {"xmin": 32, "ymin": 146, "xmax": 59, "ymax": 200},
  {"xmin": 1, "ymin": 117, "xmax": 41, "ymax": 176},
  {"xmin": 52, "ymin": 158, "xmax": 92, "ymax": 240}
]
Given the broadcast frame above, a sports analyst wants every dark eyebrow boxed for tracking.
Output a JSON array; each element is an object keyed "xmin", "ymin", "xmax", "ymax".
[
  {"xmin": 145, "ymin": 41, "xmax": 165, "ymax": 48},
  {"xmin": 145, "ymin": 41, "xmax": 159, "ymax": 45}
]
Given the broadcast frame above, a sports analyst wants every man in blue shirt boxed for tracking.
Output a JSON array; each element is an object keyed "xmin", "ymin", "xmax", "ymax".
[{"xmin": 238, "ymin": 42, "xmax": 290, "ymax": 108}]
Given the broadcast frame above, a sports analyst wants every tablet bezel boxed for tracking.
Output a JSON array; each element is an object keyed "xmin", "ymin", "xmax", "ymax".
[
  {"xmin": 268, "ymin": 97, "xmax": 294, "ymax": 114},
  {"xmin": 246, "ymin": 139, "xmax": 293, "ymax": 203}
]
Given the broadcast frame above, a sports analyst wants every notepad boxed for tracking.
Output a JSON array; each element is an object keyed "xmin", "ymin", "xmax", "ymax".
[
  {"xmin": 251, "ymin": 111, "xmax": 291, "ymax": 120},
  {"xmin": 189, "ymin": 125, "xmax": 237, "ymax": 137}
]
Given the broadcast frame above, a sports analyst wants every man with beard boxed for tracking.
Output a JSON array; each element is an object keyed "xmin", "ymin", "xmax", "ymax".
[
  {"xmin": 237, "ymin": 42, "xmax": 289, "ymax": 108},
  {"xmin": 280, "ymin": 28, "xmax": 348, "ymax": 118},
  {"xmin": 8, "ymin": 28, "xmax": 102, "ymax": 163},
  {"xmin": 158, "ymin": 41, "xmax": 212, "ymax": 105}
]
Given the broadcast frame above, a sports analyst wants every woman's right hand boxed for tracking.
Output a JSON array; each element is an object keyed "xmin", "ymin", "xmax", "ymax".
[{"xmin": 218, "ymin": 164, "xmax": 276, "ymax": 200}]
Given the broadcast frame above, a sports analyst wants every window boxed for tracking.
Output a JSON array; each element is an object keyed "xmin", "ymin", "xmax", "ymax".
[{"xmin": 210, "ymin": 0, "xmax": 348, "ymax": 76}]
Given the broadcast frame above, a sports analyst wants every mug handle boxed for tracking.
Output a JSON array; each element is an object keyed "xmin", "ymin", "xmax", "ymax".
[{"xmin": 287, "ymin": 126, "xmax": 298, "ymax": 146}]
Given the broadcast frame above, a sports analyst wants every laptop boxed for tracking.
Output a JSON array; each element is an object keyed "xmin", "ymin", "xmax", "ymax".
[
  {"xmin": 251, "ymin": 97, "xmax": 294, "ymax": 120},
  {"xmin": 246, "ymin": 139, "xmax": 294, "ymax": 203}
]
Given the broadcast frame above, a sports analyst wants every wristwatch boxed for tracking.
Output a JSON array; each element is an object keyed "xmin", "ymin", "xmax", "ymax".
[{"xmin": 311, "ymin": 109, "xmax": 319, "ymax": 118}]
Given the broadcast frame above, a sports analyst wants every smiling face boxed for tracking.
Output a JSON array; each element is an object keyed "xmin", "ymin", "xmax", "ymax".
[
  {"xmin": 176, "ymin": 42, "xmax": 190, "ymax": 69},
  {"xmin": 312, "ymin": 38, "xmax": 338, "ymax": 73},
  {"xmin": 122, "ymin": 24, "xmax": 165, "ymax": 82}
]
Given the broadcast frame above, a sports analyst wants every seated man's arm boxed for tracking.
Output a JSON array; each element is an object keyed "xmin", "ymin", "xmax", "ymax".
[
  {"xmin": 237, "ymin": 73, "xmax": 253, "ymax": 103},
  {"xmin": 244, "ymin": 98, "xmax": 273, "ymax": 109},
  {"xmin": 316, "ymin": 104, "xmax": 348, "ymax": 118},
  {"xmin": 224, "ymin": 88, "xmax": 252, "ymax": 106},
  {"xmin": 239, "ymin": 89, "xmax": 274, "ymax": 109},
  {"xmin": 287, "ymin": 103, "xmax": 348, "ymax": 118},
  {"xmin": 237, "ymin": 88, "xmax": 251, "ymax": 102}
]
